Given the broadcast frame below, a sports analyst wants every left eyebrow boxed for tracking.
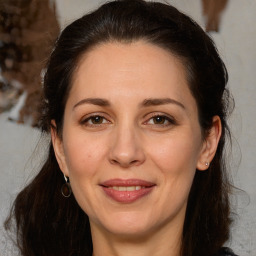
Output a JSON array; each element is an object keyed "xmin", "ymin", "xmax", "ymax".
[{"xmin": 140, "ymin": 98, "xmax": 185, "ymax": 109}]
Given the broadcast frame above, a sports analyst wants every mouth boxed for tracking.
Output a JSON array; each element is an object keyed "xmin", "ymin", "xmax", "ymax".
[{"xmin": 100, "ymin": 179, "xmax": 156, "ymax": 203}]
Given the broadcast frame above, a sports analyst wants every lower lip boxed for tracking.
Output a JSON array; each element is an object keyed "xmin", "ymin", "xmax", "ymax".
[{"xmin": 101, "ymin": 186, "xmax": 155, "ymax": 203}]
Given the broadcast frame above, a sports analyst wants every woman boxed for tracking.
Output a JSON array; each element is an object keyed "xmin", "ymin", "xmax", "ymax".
[{"xmin": 5, "ymin": 0, "xmax": 237, "ymax": 255}]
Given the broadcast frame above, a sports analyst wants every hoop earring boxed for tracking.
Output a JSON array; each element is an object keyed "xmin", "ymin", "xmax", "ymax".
[{"xmin": 61, "ymin": 175, "xmax": 72, "ymax": 198}]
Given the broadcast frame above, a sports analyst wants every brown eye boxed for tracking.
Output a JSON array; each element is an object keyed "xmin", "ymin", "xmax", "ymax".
[
  {"xmin": 90, "ymin": 116, "xmax": 104, "ymax": 124},
  {"xmin": 145, "ymin": 114, "xmax": 176, "ymax": 127},
  {"xmin": 81, "ymin": 115, "xmax": 109, "ymax": 126},
  {"xmin": 152, "ymin": 116, "xmax": 166, "ymax": 124}
]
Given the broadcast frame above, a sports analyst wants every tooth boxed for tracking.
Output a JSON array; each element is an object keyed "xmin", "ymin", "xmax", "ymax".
[
  {"xmin": 109, "ymin": 186, "xmax": 145, "ymax": 191},
  {"xmin": 127, "ymin": 186, "xmax": 136, "ymax": 191}
]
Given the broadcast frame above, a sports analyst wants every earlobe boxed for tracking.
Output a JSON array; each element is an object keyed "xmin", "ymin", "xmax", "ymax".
[
  {"xmin": 50, "ymin": 120, "xmax": 69, "ymax": 176},
  {"xmin": 197, "ymin": 116, "xmax": 222, "ymax": 171}
]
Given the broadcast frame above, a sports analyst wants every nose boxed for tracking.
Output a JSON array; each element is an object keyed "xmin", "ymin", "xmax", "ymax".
[{"xmin": 108, "ymin": 125, "xmax": 145, "ymax": 168}]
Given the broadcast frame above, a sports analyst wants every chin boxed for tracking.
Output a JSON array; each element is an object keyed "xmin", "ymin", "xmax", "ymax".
[{"xmin": 93, "ymin": 211, "xmax": 155, "ymax": 238}]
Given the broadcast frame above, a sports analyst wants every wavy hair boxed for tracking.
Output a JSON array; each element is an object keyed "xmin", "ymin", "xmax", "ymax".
[{"xmin": 5, "ymin": 1, "xmax": 234, "ymax": 255}]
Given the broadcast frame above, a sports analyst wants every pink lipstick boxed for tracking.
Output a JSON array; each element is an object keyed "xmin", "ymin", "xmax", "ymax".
[{"xmin": 100, "ymin": 179, "xmax": 156, "ymax": 203}]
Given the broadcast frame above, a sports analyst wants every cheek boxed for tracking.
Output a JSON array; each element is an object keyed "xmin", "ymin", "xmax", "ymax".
[
  {"xmin": 147, "ymin": 132, "xmax": 201, "ymax": 202},
  {"xmin": 148, "ymin": 135, "xmax": 200, "ymax": 214},
  {"xmin": 148, "ymin": 133, "xmax": 201, "ymax": 174},
  {"xmin": 63, "ymin": 133, "xmax": 107, "ymax": 178},
  {"xmin": 62, "ymin": 133, "xmax": 108, "ymax": 215}
]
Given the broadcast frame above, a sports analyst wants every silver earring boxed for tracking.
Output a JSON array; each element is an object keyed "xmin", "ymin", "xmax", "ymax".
[
  {"xmin": 205, "ymin": 162, "xmax": 209, "ymax": 166},
  {"xmin": 61, "ymin": 175, "xmax": 72, "ymax": 198}
]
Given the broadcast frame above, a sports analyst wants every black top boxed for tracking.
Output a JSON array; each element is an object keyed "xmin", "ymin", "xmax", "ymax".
[{"xmin": 218, "ymin": 247, "xmax": 238, "ymax": 256}]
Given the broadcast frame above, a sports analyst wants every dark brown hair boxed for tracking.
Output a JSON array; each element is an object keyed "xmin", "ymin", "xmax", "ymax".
[{"xmin": 5, "ymin": 1, "xmax": 234, "ymax": 255}]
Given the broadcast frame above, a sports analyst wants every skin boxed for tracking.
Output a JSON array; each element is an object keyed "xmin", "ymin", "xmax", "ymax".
[{"xmin": 52, "ymin": 41, "xmax": 221, "ymax": 256}]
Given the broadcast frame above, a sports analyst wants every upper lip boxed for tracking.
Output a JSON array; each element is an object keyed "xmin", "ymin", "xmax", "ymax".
[{"xmin": 100, "ymin": 179, "xmax": 156, "ymax": 187}]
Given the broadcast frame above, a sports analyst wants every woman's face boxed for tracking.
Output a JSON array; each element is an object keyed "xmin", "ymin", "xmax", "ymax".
[{"xmin": 52, "ymin": 41, "xmax": 218, "ymax": 239}]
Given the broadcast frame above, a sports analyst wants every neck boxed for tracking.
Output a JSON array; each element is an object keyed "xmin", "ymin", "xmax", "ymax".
[{"xmin": 91, "ymin": 219, "xmax": 182, "ymax": 256}]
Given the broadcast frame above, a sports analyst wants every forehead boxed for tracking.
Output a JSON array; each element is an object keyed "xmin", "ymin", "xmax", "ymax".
[{"xmin": 68, "ymin": 41, "xmax": 197, "ymax": 114}]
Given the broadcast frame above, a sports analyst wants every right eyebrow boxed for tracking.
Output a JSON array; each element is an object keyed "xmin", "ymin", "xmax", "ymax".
[{"xmin": 73, "ymin": 98, "xmax": 110, "ymax": 110}]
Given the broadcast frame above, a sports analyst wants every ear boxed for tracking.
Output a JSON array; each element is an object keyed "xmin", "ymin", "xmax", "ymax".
[
  {"xmin": 51, "ymin": 120, "xmax": 69, "ymax": 177},
  {"xmin": 197, "ymin": 115, "xmax": 222, "ymax": 171}
]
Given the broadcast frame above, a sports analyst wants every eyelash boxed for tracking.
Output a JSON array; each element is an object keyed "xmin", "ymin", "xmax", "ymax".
[{"xmin": 80, "ymin": 113, "xmax": 176, "ymax": 128}]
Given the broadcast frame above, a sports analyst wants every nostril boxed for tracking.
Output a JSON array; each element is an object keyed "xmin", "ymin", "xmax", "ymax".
[
  {"xmin": 110, "ymin": 159, "xmax": 119, "ymax": 165},
  {"xmin": 130, "ymin": 159, "xmax": 139, "ymax": 165}
]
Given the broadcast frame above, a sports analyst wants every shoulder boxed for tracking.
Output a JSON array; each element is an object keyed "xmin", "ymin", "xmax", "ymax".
[{"xmin": 217, "ymin": 247, "xmax": 239, "ymax": 256}]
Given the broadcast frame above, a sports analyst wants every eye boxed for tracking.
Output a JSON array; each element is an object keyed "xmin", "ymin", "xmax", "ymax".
[
  {"xmin": 145, "ymin": 114, "xmax": 176, "ymax": 127},
  {"xmin": 81, "ymin": 115, "xmax": 110, "ymax": 126},
  {"xmin": 150, "ymin": 116, "xmax": 168, "ymax": 125},
  {"xmin": 89, "ymin": 116, "xmax": 105, "ymax": 124}
]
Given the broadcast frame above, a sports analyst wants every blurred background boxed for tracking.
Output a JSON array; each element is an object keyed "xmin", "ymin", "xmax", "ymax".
[{"xmin": 0, "ymin": 0, "xmax": 255, "ymax": 255}]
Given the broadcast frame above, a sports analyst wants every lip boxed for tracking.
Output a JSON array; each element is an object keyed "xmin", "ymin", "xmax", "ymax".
[{"xmin": 100, "ymin": 179, "xmax": 156, "ymax": 203}]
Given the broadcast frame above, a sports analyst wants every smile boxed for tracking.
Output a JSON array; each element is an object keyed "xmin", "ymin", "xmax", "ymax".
[{"xmin": 100, "ymin": 179, "xmax": 156, "ymax": 203}]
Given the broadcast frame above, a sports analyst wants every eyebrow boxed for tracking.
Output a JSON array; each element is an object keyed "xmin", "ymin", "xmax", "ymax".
[
  {"xmin": 73, "ymin": 98, "xmax": 110, "ymax": 109},
  {"xmin": 141, "ymin": 98, "xmax": 185, "ymax": 109},
  {"xmin": 73, "ymin": 97, "xmax": 185, "ymax": 110}
]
